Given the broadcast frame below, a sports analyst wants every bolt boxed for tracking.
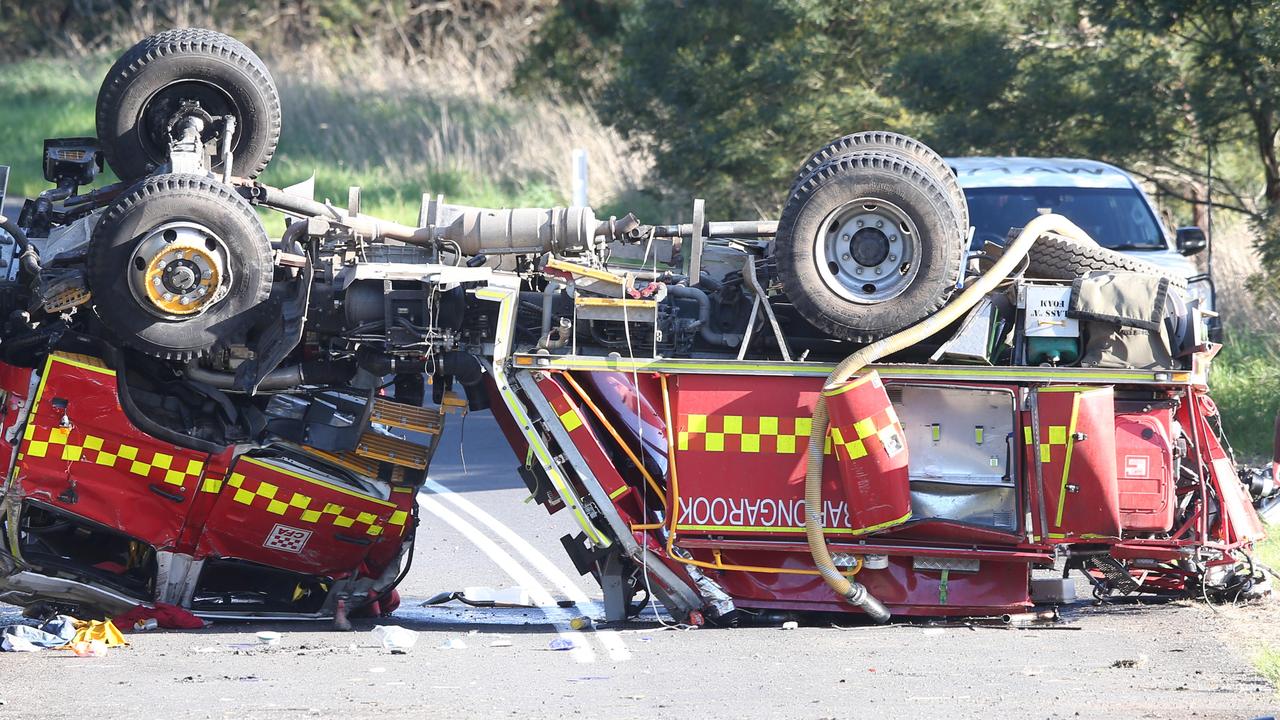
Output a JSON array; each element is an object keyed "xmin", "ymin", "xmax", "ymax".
[
  {"xmin": 875, "ymin": 268, "xmax": 883, "ymax": 275},
  {"xmin": 856, "ymin": 220, "xmax": 864, "ymax": 228},
  {"xmin": 152, "ymin": 277, "xmax": 162, "ymax": 287},
  {"xmin": 840, "ymin": 233, "xmax": 850, "ymax": 242},
  {"xmin": 163, "ymin": 293, "xmax": 174, "ymax": 301},
  {"xmin": 889, "ymin": 255, "xmax": 897, "ymax": 262},
  {"xmin": 875, "ymin": 220, "xmax": 884, "ymax": 228},
  {"xmin": 855, "ymin": 267, "xmax": 863, "ymax": 276},
  {"xmin": 890, "ymin": 235, "xmax": 898, "ymax": 242},
  {"xmin": 157, "ymin": 260, "xmax": 167, "ymax": 269},
  {"xmin": 841, "ymin": 253, "xmax": 851, "ymax": 261}
]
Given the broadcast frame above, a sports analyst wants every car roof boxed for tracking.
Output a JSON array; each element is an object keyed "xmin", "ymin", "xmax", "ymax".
[{"xmin": 946, "ymin": 157, "xmax": 1138, "ymax": 190}]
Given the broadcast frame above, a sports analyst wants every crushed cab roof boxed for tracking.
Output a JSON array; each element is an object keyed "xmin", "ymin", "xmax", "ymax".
[{"xmin": 946, "ymin": 157, "xmax": 1138, "ymax": 190}]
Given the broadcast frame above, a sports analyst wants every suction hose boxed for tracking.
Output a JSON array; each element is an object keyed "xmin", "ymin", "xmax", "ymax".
[{"xmin": 802, "ymin": 214, "xmax": 1093, "ymax": 622}]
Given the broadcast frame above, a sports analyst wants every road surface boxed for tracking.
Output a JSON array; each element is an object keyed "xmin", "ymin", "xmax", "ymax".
[{"xmin": 1, "ymin": 412, "xmax": 1276, "ymax": 720}]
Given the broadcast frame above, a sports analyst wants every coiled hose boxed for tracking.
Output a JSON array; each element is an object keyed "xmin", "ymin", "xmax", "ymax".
[{"xmin": 803, "ymin": 214, "xmax": 1093, "ymax": 622}]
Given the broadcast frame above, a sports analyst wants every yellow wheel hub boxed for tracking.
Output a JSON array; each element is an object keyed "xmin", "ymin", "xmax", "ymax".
[{"xmin": 128, "ymin": 222, "xmax": 230, "ymax": 319}]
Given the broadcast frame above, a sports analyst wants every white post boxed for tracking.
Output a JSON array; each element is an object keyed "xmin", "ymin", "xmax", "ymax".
[{"xmin": 571, "ymin": 149, "xmax": 589, "ymax": 207}]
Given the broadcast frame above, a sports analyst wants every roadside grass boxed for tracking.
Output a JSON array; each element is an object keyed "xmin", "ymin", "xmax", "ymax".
[
  {"xmin": 0, "ymin": 52, "xmax": 650, "ymax": 230},
  {"xmin": 1209, "ymin": 334, "xmax": 1280, "ymax": 461}
]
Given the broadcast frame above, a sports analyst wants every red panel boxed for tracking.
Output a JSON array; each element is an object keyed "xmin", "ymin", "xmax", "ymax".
[
  {"xmin": 1026, "ymin": 387, "xmax": 1121, "ymax": 542},
  {"xmin": 670, "ymin": 374, "xmax": 866, "ymax": 538},
  {"xmin": 535, "ymin": 374, "xmax": 644, "ymax": 523},
  {"xmin": 195, "ymin": 455, "xmax": 398, "ymax": 578},
  {"xmin": 1114, "ymin": 407, "xmax": 1175, "ymax": 531},
  {"xmin": 14, "ymin": 354, "xmax": 208, "ymax": 548},
  {"xmin": 703, "ymin": 550, "xmax": 1031, "ymax": 616}
]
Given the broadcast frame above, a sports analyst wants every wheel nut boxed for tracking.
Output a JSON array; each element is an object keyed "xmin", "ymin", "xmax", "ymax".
[
  {"xmin": 840, "ymin": 234, "xmax": 850, "ymax": 242},
  {"xmin": 856, "ymin": 220, "xmax": 864, "ymax": 227},
  {"xmin": 875, "ymin": 268, "xmax": 883, "ymax": 275},
  {"xmin": 889, "ymin": 255, "xmax": 897, "ymax": 262},
  {"xmin": 855, "ymin": 267, "xmax": 863, "ymax": 275},
  {"xmin": 841, "ymin": 253, "xmax": 851, "ymax": 261},
  {"xmin": 890, "ymin": 235, "xmax": 898, "ymax": 242},
  {"xmin": 875, "ymin": 220, "xmax": 884, "ymax": 228}
]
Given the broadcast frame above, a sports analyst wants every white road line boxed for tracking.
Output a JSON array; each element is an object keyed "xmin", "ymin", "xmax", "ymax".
[
  {"xmin": 423, "ymin": 478, "xmax": 632, "ymax": 662},
  {"xmin": 415, "ymin": 493, "xmax": 596, "ymax": 663}
]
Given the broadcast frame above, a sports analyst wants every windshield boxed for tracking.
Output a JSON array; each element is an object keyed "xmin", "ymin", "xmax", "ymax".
[{"xmin": 964, "ymin": 187, "xmax": 1166, "ymax": 251}]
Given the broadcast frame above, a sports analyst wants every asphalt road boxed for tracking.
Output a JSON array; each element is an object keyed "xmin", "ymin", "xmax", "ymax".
[{"xmin": 2, "ymin": 412, "xmax": 1278, "ymax": 720}]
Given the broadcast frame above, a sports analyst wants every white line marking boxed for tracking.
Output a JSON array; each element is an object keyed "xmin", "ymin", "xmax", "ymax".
[
  {"xmin": 415, "ymin": 493, "xmax": 595, "ymax": 663},
  {"xmin": 423, "ymin": 478, "xmax": 631, "ymax": 662}
]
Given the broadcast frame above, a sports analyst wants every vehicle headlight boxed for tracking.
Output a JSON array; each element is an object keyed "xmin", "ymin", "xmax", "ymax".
[{"xmin": 1185, "ymin": 275, "xmax": 1215, "ymax": 313}]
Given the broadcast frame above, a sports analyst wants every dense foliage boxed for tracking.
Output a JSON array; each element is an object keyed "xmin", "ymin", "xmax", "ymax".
[{"xmin": 522, "ymin": 1, "xmax": 1280, "ymax": 272}]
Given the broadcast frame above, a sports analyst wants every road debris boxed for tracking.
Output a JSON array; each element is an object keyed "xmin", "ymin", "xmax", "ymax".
[{"xmin": 372, "ymin": 626, "xmax": 420, "ymax": 653}]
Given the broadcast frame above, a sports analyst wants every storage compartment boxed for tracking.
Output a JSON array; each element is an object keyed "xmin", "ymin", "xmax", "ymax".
[
  {"xmin": 892, "ymin": 384, "xmax": 1018, "ymax": 532},
  {"xmin": 1114, "ymin": 405, "xmax": 1175, "ymax": 532}
]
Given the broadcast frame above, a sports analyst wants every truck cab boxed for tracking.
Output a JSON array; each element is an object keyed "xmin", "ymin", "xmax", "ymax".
[{"xmin": 947, "ymin": 157, "xmax": 1215, "ymax": 318}]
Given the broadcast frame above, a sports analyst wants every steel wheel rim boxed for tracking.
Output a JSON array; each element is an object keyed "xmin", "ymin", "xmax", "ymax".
[
  {"xmin": 813, "ymin": 198, "xmax": 921, "ymax": 304},
  {"xmin": 127, "ymin": 221, "xmax": 232, "ymax": 319}
]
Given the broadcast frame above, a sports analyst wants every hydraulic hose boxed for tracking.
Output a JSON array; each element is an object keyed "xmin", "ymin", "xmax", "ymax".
[{"xmin": 802, "ymin": 214, "xmax": 1093, "ymax": 622}]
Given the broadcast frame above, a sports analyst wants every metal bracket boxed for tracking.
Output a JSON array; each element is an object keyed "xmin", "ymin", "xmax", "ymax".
[
  {"xmin": 686, "ymin": 198, "xmax": 705, "ymax": 282},
  {"xmin": 740, "ymin": 256, "xmax": 792, "ymax": 361}
]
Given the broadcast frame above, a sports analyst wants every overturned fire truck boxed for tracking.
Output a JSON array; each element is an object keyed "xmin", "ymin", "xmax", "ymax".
[{"xmin": 0, "ymin": 29, "xmax": 1272, "ymax": 624}]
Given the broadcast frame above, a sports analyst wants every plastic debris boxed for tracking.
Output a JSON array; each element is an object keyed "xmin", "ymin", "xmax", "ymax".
[
  {"xmin": 1, "ymin": 635, "xmax": 42, "ymax": 652},
  {"xmin": 781, "ymin": 621, "xmax": 799, "ymax": 630},
  {"xmin": 548, "ymin": 638, "xmax": 575, "ymax": 651},
  {"xmin": 569, "ymin": 615, "xmax": 594, "ymax": 631},
  {"xmin": 134, "ymin": 618, "xmax": 158, "ymax": 632},
  {"xmin": 436, "ymin": 637, "xmax": 467, "ymax": 650},
  {"xmin": 68, "ymin": 619, "xmax": 127, "ymax": 647},
  {"xmin": 256, "ymin": 631, "xmax": 282, "ymax": 646},
  {"xmin": 371, "ymin": 626, "xmax": 420, "ymax": 654},
  {"xmin": 488, "ymin": 638, "xmax": 513, "ymax": 648},
  {"xmin": 70, "ymin": 640, "xmax": 108, "ymax": 657}
]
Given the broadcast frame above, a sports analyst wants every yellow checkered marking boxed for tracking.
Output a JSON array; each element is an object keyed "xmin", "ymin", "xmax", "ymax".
[
  {"xmin": 1024, "ymin": 425, "xmax": 1069, "ymax": 462},
  {"xmin": 678, "ymin": 414, "xmax": 835, "ymax": 455},
  {"xmin": 22, "ymin": 423, "xmax": 204, "ymax": 487},
  {"xmin": 559, "ymin": 407, "xmax": 583, "ymax": 432},
  {"xmin": 217, "ymin": 471, "xmax": 389, "ymax": 536}
]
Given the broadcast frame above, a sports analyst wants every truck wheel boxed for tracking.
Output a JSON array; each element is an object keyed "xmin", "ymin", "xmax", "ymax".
[
  {"xmin": 790, "ymin": 131, "xmax": 968, "ymax": 237},
  {"xmin": 88, "ymin": 174, "xmax": 273, "ymax": 360},
  {"xmin": 1027, "ymin": 232, "xmax": 1187, "ymax": 288},
  {"xmin": 96, "ymin": 28, "xmax": 281, "ymax": 182},
  {"xmin": 776, "ymin": 152, "xmax": 967, "ymax": 342}
]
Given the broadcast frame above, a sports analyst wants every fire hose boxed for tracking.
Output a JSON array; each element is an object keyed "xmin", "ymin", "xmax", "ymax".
[{"xmin": 802, "ymin": 213, "xmax": 1093, "ymax": 622}]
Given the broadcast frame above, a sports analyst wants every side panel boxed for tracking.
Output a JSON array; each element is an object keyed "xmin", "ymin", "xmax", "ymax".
[
  {"xmin": 670, "ymin": 374, "xmax": 856, "ymax": 538},
  {"xmin": 1027, "ymin": 387, "xmax": 1121, "ymax": 541},
  {"xmin": 14, "ymin": 354, "xmax": 208, "ymax": 548},
  {"xmin": 195, "ymin": 455, "xmax": 399, "ymax": 578}
]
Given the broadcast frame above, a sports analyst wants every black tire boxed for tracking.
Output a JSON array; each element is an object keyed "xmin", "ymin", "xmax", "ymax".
[
  {"xmin": 776, "ymin": 153, "xmax": 966, "ymax": 342},
  {"xmin": 1027, "ymin": 232, "xmax": 1187, "ymax": 288},
  {"xmin": 790, "ymin": 131, "xmax": 969, "ymax": 236},
  {"xmin": 88, "ymin": 174, "xmax": 273, "ymax": 360},
  {"xmin": 96, "ymin": 28, "xmax": 281, "ymax": 182}
]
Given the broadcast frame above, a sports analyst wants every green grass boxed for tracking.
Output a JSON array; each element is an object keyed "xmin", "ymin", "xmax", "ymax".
[
  {"xmin": 1210, "ymin": 334, "xmax": 1280, "ymax": 461},
  {"xmin": 0, "ymin": 55, "xmax": 583, "ymax": 230},
  {"xmin": 1255, "ymin": 641, "xmax": 1280, "ymax": 695}
]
